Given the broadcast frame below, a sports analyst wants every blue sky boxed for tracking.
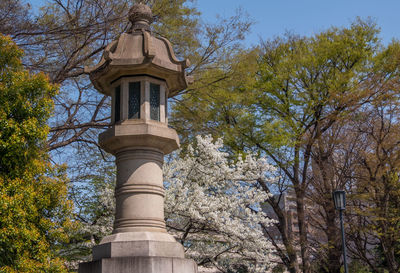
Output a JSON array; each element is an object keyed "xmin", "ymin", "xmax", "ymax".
[
  {"xmin": 196, "ymin": 0, "xmax": 400, "ymax": 46},
  {"xmin": 29, "ymin": 0, "xmax": 400, "ymax": 46}
]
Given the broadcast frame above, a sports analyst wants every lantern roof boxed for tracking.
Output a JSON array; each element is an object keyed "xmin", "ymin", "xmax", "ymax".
[{"xmin": 84, "ymin": 3, "xmax": 190, "ymax": 97}]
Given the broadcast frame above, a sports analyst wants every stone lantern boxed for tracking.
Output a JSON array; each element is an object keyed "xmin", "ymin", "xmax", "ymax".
[{"xmin": 79, "ymin": 3, "xmax": 197, "ymax": 273}]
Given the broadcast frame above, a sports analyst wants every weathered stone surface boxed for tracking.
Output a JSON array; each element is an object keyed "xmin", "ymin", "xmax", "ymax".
[
  {"xmin": 99, "ymin": 119, "xmax": 179, "ymax": 155},
  {"xmin": 79, "ymin": 4, "xmax": 198, "ymax": 273},
  {"xmin": 78, "ymin": 257, "xmax": 197, "ymax": 273},
  {"xmin": 92, "ymin": 240, "xmax": 185, "ymax": 260},
  {"xmin": 84, "ymin": 2, "xmax": 190, "ymax": 97},
  {"xmin": 100, "ymin": 231, "xmax": 178, "ymax": 244},
  {"xmin": 128, "ymin": 3, "xmax": 153, "ymax": 26}
]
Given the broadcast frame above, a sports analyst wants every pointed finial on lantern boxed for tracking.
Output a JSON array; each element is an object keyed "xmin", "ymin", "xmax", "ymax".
[{"xmin": 129, "ymin": 3, "xmax": 153, "ymax": 31}]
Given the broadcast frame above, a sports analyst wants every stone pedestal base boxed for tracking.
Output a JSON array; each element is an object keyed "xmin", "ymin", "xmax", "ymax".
[
  {"xmin": 78, "ymin": 257, "xmax": 197, "ymax": 273},
  {"xmin": 92, "ymin": 232, "xmax": 185, "ymax": 260},
  {"xmin": 92, "ymin": 240, "xmax": 185, "ymax": 260},
  {"xmin": 78, "ymin": 232, "xmax": 197, "ymax": 273}
]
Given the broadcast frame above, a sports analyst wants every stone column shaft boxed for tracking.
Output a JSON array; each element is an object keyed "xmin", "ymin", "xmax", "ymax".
[{"xmin": 114, "ymin": 148, "xmax": 166, "ymax": 233}]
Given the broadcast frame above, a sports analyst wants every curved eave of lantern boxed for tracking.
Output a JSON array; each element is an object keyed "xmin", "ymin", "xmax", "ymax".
[{"xmin": 84, "ymin": 29, "xmax": 190, "ymax": 98}]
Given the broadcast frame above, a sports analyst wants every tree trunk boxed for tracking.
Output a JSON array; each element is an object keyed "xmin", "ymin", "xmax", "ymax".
[
  {"xmin": 294, "ymin": 143, "xmax": 310, "ymax": 273},
  {"xmin": 325, "ymin": 205, "xmax": 342, "ymax": 273},
  {"xmin": 295, "ymin": 189, "xmax": 310, "ymax": 273}
]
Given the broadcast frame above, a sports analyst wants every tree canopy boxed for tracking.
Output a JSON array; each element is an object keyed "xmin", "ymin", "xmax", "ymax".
[
  {"xmin": 0, "ymin": 34, "xmax": 74, "ymax": 273},
  {"xmin": 172, "ymin": 19, "xmax": 400, "ymax": 273},
  {"xmin": 1, "ymin": 1, "xmax": 400, "ymax": 272}
]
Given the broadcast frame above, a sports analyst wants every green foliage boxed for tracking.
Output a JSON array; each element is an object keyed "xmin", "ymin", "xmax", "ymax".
[
  {"xmin": 348, "ymin": 85, "xmax": 400, "ymax": 271},
  {"xmin": 171, "ymin": 48, "xmax": 260, "ymax": 153},
  {"xmin": 172, "ymin": 18, "xmax": 392, "ymax": 272},
  {"xmin": 173, "ymin": 19, "xmax": 380, "ymax": 156},
  {"xmin": 4, "ymin": 0, "xmax": 253, "ymax": 269},
  {"xmin": 0, "ymin": 34, "xmax": 74, "ymax": 273},
  {"xmin": 253, "ymin": 18, "xmax": 379, "ymax": 151},
  {"xmin": 151, "ymin": 0, "xmax": 200, "ymax": 58}
]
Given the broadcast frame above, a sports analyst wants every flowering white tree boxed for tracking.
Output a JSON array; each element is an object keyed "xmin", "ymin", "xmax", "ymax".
[
  {"xmin": 164, "ymin": 135, "xmax": 277, "ymax": 272},
  {"xmin": 65, "ymin": 135, "xmax": 277, "ymax": 272}
]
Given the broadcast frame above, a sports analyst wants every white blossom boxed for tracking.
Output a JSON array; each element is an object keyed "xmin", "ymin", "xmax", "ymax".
[
  {"xmin": 67, "ymin": 135, "xmax": 278, "ymax": 272},
  {"xmin": 164, "ymin": 135, "xmax": 277, "ymax": 272}
]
